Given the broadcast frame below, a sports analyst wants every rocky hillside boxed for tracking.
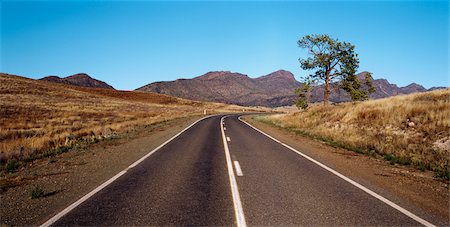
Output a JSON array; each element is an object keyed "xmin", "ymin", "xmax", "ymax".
[
  {"xmin": 138, "ymin": 70, "xmax": 440, "ymax": 107},
  {"xmin": 40, "ymin": 73, "xmax": 114, "ymax": 89},
  {"xmin": 138, "ymin": 70, "xmax": 301, "ymax": 106}
]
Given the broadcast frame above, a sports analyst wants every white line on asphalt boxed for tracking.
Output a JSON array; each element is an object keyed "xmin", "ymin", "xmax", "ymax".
[
  {"xmin": 221, "ymin": 116, "xmax": 247, "ymax": 227},
  {"xmin": 233, "ymin": 161, "xmax": 244, "ymax": 177},
  {"xmin": 41, "ymin": 115, "xmax": 218, "ymax": 227},
  {"xmin": 224, "ymin": 127, "xmax": 226, "ymax": 130},
  {"xmin": 227, "ymin": 136, "xmax": 231, "ymax": 142},
  {"xmin": 238, "ymin": 116, "xmax": 436, "ymax": 227}
]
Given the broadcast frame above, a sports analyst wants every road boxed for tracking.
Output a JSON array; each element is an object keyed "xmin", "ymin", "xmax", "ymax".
[{"xmin": 43, "ymin": 114, "xmax": 436, "ymax": 226}]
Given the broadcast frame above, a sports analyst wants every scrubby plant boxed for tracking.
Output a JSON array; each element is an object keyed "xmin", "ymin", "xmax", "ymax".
[
  {"xmin": 5, "ymin": 160, "xmax": 19, "ymax": 173},
  {"xmin": 31, "ymin": 185, "xmax": 45, "ymax": 199}
]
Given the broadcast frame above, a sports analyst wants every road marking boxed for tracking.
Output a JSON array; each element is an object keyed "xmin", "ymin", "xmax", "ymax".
[
  {"xmin": 221, "ymin": 116, "xmax": 247, "ymax": 227},
  {"xmin": 238, "ymin": 116, "xmax": 436, "ymax": 227},
  {"xmin": 224, "ymin": 127, "xmax": 227, "ymax": 130},
  {"xmin": 227, "ymin": 136, "xmax": 231, "ymax": 142},
  {"xmin": 41, "ymin": 115, "xmax": 219, "ymax": 227},
  {"xmin": 233, "ymin": 161, "xmax": 244, "ymax": 176}
]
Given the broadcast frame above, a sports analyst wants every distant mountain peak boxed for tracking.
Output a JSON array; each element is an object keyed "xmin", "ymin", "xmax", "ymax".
[
  {"xmin": 195, "ymin": 71, "xmax": 249, "ymax": 80},
  {"xmin": 40, "ymin": 73, "xmax": 114, "ymax": 89},
  {"xmin": 400, "ymin": 83, "xmax": 426, "ymax": 94},
  {"xmin": 405, "ymin": 82, "xmax": 422, "ymax": 87},
  {"xmin": 258, "ymin": 70, "xmax": 296, "ymax": 81},
  {"xmin": 67, "ymin": 73, "xmax": 91, "ymax": 79}
]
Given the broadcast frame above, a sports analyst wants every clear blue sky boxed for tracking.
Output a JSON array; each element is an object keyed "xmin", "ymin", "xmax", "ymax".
[{"xmin": 1, "ymin": 0, "xmax": 448, "ymax": 90}]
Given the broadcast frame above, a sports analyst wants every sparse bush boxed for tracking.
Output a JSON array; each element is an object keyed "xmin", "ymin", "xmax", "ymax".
[
  {"xmin": 436, "ymin": 170, "xmax": 449, "ymax": 180},
  {"xmin": 55, "ymin": 146, "xmax": 70, "ymax": 154},
  {"xmin": 5, "ymin": 160, "xmax": 19, "ymax": 173},
  {"xmin": 31, "ymin": 185, "xmax": 45, "ymax": 199}
]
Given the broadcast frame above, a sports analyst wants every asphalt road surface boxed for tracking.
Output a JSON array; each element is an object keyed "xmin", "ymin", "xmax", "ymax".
[{"xmin": 44, "ymin": 114, "xmax": 438, "ymax": 226}]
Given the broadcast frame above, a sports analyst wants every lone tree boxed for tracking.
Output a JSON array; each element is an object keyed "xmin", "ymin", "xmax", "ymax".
[{"xmin": 298, "ymin": 34, "xmax": 374, "ymax": 105}]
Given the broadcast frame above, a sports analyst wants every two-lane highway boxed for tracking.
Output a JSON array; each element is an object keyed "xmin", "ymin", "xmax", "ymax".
[{"xmin": 43, "ymin": 114, "xmax": 437, "ymax": 226}]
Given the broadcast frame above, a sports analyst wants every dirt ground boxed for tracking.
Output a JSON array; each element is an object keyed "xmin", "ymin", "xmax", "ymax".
[
  {"xmin": 0, "ymin": 115, "xmax": 203, "ymax": 226},
  {"xmin": 244, "ymin": 116, "xmax": 449, "ymax": 226}
]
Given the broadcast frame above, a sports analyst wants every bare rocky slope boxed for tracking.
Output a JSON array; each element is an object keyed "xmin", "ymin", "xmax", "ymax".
[
  {"xmin": 138, "ymin": 70, "xmax": 440, "ymax": 107},
  {"xmin": 40, "ymin": 73, "xmax": 115, "ymax": 89}
]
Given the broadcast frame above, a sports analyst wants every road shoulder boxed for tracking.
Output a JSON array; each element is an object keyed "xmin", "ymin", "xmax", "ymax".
[
  {"xmin": 242, "ymin": 115, "xmax": 449, "ymax": 225},
  {"xmin": 0, "ymin": 115, "xmax": 203, "ymax": 226}
]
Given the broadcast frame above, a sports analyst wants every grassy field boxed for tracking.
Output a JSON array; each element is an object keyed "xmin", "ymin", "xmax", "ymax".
[
  {"xmin": 0, "ymin": 73, "xmax": 257, "ymax": 169},
  {"xmin": 257, "ymin": 89, "xmax": 450, "ymax": 179}
]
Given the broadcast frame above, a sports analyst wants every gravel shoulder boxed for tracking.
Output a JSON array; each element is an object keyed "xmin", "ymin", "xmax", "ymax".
[
  {"xmin": 243, "ymin": 115, "xmax": 449, "ymax": 225},
  {"xmin": 0, "ymin": 115, "xmax": 203, "ymax": 226}
]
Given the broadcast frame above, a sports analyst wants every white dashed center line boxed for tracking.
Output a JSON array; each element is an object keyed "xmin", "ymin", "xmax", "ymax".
[
  {"xmin": 220, "ymin": 116, "xmax": 246, "ymax": 227},
  {"xmin": 233, "ymin": 161, "xmax": 244, "ymax": 176}
]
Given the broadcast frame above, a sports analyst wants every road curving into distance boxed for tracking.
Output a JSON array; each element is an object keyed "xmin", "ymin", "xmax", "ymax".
[{"xmin": 42, "ymin": 114, "xmax": 438, "ymax": 226}]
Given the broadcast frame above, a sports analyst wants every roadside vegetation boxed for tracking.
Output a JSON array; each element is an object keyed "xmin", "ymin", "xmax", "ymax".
[
  {"xmin": 257, "ymin": 89, "xmax": 450, "ymax": 180},
  {"xmin": 0, "ymin": 73, "xmax": 257, "ymax": 172}
]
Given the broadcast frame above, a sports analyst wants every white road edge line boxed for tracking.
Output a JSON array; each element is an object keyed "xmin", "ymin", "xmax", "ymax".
[
  {"xmin": 227, "ymin": 136, "xmax": 231, "ymax": 142},
  {"xmin": 41, "ymin": 115, "xmax": 218, "ymax": 227},
  {"xmin": 233, "ymin": 161, "xmax": 244, "ymax": 177},
  {"xmin": 221, "ymin": 116, "xmax": 247, "ymax": 227},
  {"xmin": 238, "ymin": 116, "xmax": 436, "ymax": 227}
]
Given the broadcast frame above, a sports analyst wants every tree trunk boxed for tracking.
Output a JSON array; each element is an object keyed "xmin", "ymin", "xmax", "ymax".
[{"xmin": 324, "ymin": 74, "xmax": 330, "ymax": 105}]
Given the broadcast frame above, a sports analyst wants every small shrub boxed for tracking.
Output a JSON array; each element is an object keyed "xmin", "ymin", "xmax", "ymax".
[
  {"xmin": 417, "ymin": 163, "xmax": 427, "ymax": 171},
  {"xmin": 56, "ymin": 146, "xmax": 69, "ymax": 154},
  {"xmin": 383, "ymin": 154, "xmax": 411, "ymax": 166},
  {"xmin": 435, "ymin": 170, "xmax": 450, "ymax": 181},
  {"xmin": 31, "ymin": 185, "xmax": 45, "ymax": 199},
  {"xmin": 383, "ymin": 154, "xmax": 397, "ymax": 165},
  {"xmin": 6, "ymin": 160, "xmax": 19, "ymax": 173},
  {"xmin": 43, "ymin": 151, "xmax": 55, "ymax": 158}
]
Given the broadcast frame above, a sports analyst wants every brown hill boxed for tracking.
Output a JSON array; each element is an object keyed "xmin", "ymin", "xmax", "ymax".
[
  {"xmin": 0, "ymin": 73, "xmax": 254, "ymax": 164},
  {"xmin": 40, "ymin": 73, "xmax": 115, "ymax": 89},
  {"xmin": 138, "ymin": 70, "xmax": 436, "ymax": 107},
  {"xmin": 137, "ymin": 70, "xmax": 301, "ymax": 107}
]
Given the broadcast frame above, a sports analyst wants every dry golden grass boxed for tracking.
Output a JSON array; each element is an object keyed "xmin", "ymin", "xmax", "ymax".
[
  {"xmin": 0, "ymin": 73, "xmax": 256, "ymax": 165},
  {"xmin": 262, "ymin": 89, "xmax": 450, "ymax": 177}
]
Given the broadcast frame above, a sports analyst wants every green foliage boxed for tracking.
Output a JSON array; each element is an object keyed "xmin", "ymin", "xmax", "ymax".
[
  {"xmin": 55, "ymin": 146, "xmax": 70, "ymax": 154},
  {"xmin": 298, "ymin": 34, "xmax": 359, "ymax": 80},
  {"xmin": 383, "ymin": 153, "xmax": 411, "ymax": 166},
  {"xmin": 341, "ymin": 72, "xmax": 376, "ymax": 101},
  {"xmin": 298, "ymin": 34, "xmax": 371, "ymax": 104},
  {"xmin": 294, "ymin": 77, "xmax": 313, "ymax": 110},
  {"xmin": 31, "ymin": 185, "xmax": 45, "ymax": 199},
  {"xmin": 6, "ymin": 160, "xmax": 19, "ymax": 173},
  {"xmin": 435, "ymin": 169, "xmax": 450, "ymax": 180},
  {"xmin": 294, "ymin": 97, "xmax": 309, "ymax": 110}
]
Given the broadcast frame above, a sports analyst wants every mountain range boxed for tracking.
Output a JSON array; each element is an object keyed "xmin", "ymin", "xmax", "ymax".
[
  {"xmin": 35, "ymin": 71, "xmax": 444, "ymax": 107},
  {"xmin": 138, "ymin": 70, "xmax": 301, "ymax": 107},
  {"xmin": 137, "ymin": 70, "xmax": 442, "ymax": 107}
]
